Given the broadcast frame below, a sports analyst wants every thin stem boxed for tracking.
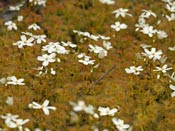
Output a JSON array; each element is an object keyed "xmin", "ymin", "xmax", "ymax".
[
  {"xmin": 80, "ymin": 65, "xmax": 116, "ymax": 96},
  {"xmin": 89, "ymin": 65, "xmax": 115, "ymax": 88}
]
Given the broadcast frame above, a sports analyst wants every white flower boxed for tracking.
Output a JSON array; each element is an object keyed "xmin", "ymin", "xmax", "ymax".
[
  {"xmin": 34, "ymin": 35, "xmax": 46, "ymax": 44},
  {"xmin": 166, "ymin": 13, "xmax": 175, "ymax": 21},
  {"xmin": 17, "ymin": 16, "xmax": 23, "ymax": 22},
  {"xmin": 103, "ymin": 41, "xmax": 113, "ymax": 50},
  {"xmin": 7, "ymin": 76, "xmax": 25, "ymax": 85},
  {"xmin": 166, "ymin": 2, "xmax": 175, "ymax": 12},
  {"xmin": 169, "ymin": 72, "xmax": 175, "ymax": 82},
  {"xmin": 153, "ymin": 64, "xmax": 172, "ymax": 73},
  {"xmin": 1, "ymin": 114, "xmax": 29, "ymax": 131},
  {"xmin": 112, "ymin": 8, "xmax": 132, "ymax": 18},
  {"xmin": 140, "ymin": 25, "xmax": 156, "ymax": 37},
  {"xmin": 142, "ymin": 48, "xmax": 163, "ymax": 61},
  {"xmin": 41, "ymin": 42, "xmax": 59, "ymax": 53},
  {"xmin": 99, "ymin": 0, "xmax": 115, "ymax": 5},
  {"xmin": 112, "ymin": 118, "xmax": 131, "ymax": 131},
  {"xmin": 13, "ymin": 41, "xmax": 26, "ymax": 49},
  {"xmin": 169, "ymin": 84, "xmax": 175, "ymax": 97},
  {"xmin": 98, "ymin": 107, "xmax": 118, "ymax": 116},
  {"xmin": 156, "ymin": 30, "xmax": 168, "ymax": 39},
  {"xmin": 4, "ymin": 21, "xmax": 17, "ymax": 31},
  {"xmin": 42, "ymin": 42, "xmax": 69, "ymax": 54},
  {"xmin": 54, "ymin": 45, "xmax": 70, "ymax": 54},
  {"xmin": 111, "ymin": 22, "xmax": 127, "ymax": 32},
  {"xmin": 37, "ymin": 53, "xmax": 56, "ymax": 66},
  {"xmin": 141, "ymin": 10, "xmax": 157, "ymax": 18},
  {"xmin": 28, "ymin": 23, "xmax": 41, "ymax": 30},
  {"xmin": 78, "ymin": 55, "xmax": 95, "ymax": 65},
  {"xmin": 135, "ymin": 18, "xmax": 147, "ymax": 31},
  {"xmin": 13, "ymin": 35, "xmax": 34, "ymax": 48},
  {"xmin": 6, "ymin": 119, "xmax": 29, "ymax": 130},
  {"xmin": 6, "ymin": 118, "xmax": 29, "ymax": 131},
  {"xmin": 6, "ymin": 96, "xmax": 14, "ymax": 106},
  {"xmin": 84, "ymin": 104, "xmax": 96, "ymax": 115},
  {"xmin": 89, "ymin": 35, "xmax": 99, "ymax": 41},
  {"xmin": 1, "ymin": 113, "xmax": 19, "ymax": 124},
  {"xmin": 89, "ymin": 45, "xmax": 107, "ymax": 59},
  {"xmin": 29, "ymin": 99, "xmax": 56, "ymax": 115},
  {"xmin": 69, "ymin": 100, "xmax": 87, "ymax": 112},
  {"xmin": 125, "ymin": 66, "xmax": 143, "ymax": 75}
]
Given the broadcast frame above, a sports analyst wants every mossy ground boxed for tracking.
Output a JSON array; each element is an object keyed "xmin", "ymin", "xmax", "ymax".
[{"xmin": 0, "ymin": 0, "xmax": 175, "ymax": 131}]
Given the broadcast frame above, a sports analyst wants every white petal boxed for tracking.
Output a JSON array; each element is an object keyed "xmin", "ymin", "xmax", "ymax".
[
  {"xmin": 43, "ymin": 100, "xmax": 50, "ymax": 106},
  {"xmin": 170, "ymin": 85, "xmax": 175, "ymax": 90},
  {"xmin": 47, "ymin": 106, "xmax": 56, "ymax": 110},
  {"xmin": 43, "ymin": 108, "xmax": 50, "ymax": 115}
]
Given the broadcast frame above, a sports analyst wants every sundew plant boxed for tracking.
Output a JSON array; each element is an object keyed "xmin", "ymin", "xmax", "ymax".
[{"xmin": 0, "ymin": 0, "xmax": 175, "ymax": 130}]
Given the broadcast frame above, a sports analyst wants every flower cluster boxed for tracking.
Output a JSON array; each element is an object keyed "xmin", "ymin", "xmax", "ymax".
[
  {"xmin": 111, "ymin": 8, "xmax": 132, "ymax": 32},
  {"xmin": 22, "ymin": 32, "xmax": 47, "ymax": 44},
  {"xmin": 73, "ymin": 30, "xmax": 112, "ymax": 68},
  {"xmin": 1, "ymin": 0, "xmax": 175, "ymax": 130},
  {"xmin": 36, "ymin": 41, "xmax": 72, "ymax": 75},
  {"xmin": 13, "ymin": 31, "xmax": 47, "ymax": 48},
  {"xmin": 135, "ymin": 9, "xmax": 168, "ymax": 39},
  {"xmin": 4, "ymin": 1, "xmax": 25, "ymax": 31},
  {"xmin": 1, "ymin": 113, "xmax": 29, "ymax": 131},
  {"xmin": 125, "ymin": 44, "xmax": 175, "ymax": 97},
  {"xmin": 69, "ymin": 100, "xmax": 99, "ymax": 118},
  {"xmin": 162, "ymin": 0, "xmax": 175, "ymax": 21},
  {"xmin": 69, "ymin": 100, "xmax": 132, "ymax": 131}
]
